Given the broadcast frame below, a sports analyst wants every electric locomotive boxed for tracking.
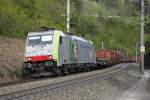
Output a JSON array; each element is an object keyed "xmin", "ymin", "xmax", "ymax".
[{"xmin": 22, "ymin": 28, "xmax": 96, "ymax": 77}]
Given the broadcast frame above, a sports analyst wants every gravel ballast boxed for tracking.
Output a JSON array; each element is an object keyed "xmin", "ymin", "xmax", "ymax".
[
  {"xmin": 0, "ymin": 63, "xmax": 140, "ymax": 100},
  {"xmin": 0, "ymin": 64, "xmax": 125, "ymax": 95},
  {"xmin": 38, "ymin": 64, "xmax": 141, "ymax": 100}
]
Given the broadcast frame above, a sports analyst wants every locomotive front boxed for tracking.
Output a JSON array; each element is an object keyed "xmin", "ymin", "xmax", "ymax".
[{"xmin": 22, "ymin": 30, "xmax": 56, "ymax": 76}]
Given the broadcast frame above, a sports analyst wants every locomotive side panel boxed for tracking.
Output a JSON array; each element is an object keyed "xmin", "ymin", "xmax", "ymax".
[
  {"xmin": 58, "ymin": 35, "xmax": 70, "ymax": 65},
  {"xmin": 72, "ymin": 37, "xmax": 96, "ymax": 64}
]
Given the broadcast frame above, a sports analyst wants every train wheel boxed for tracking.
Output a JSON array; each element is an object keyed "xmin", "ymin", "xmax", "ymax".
[
  {"xmin": 69, "ymin": 68, "xmax": 74, "ymax": 73},
  {"xmin": 61, "ymin": 66, "xmax": 68, "ymax": 75},
  {"xmin": 76, "ymin": 67, "xmax": 81, "ymax": 72},
  {"xmin": 54, "ymin": 68, "xmax": 61, "ymax": 76},
  {"xmin": 85, "ymin": 67, "xmax": 90, "ymax": 71}
]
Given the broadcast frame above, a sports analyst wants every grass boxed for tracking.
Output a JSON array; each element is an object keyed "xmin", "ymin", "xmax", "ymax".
[{"xmin": 0, "ymin": 66, "xmax": 22, "ymax": 81}]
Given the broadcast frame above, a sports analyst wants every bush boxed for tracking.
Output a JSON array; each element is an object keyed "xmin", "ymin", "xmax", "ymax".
[{"xmin": 13, "ymin": 68, "xmax": 22, "ymax": 78}]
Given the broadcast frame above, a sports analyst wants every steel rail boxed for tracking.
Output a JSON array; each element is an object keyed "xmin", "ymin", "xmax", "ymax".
[
  {"xmin": 0, "ymin": 65, "xmax": 108, "ymax": 87},
  {"xmin": 0, "ymin": 64, "xmax": 129, "ymax": 100},
  {"xmin": 0, "ymin": 79, "xmax": 37, "ymax": 87}
]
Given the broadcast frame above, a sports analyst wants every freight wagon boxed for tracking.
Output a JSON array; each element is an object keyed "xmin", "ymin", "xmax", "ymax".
[
  {"xmin": 127, "ymin": 56, "xmax": 141, "ymax": 63},
  {"xmin": 96, "ymin": 49, "xmax": 124, "ymax": 66}
]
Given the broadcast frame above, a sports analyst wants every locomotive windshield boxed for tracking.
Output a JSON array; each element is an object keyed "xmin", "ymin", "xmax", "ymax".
[{"xmin": 28, "ymin": 35, "xmax": 53, "ymax": 46}]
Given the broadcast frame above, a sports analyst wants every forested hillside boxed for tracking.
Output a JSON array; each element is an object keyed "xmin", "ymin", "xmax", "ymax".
[{"xmin": 0, "ymin": 0, "xmax": 150, "ymax": 55}]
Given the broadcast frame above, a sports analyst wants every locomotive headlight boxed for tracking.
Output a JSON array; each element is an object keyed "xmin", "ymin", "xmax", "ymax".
[
  {"xmin": 48, "ymin": 55, "xmax": 52, "ymax": 59},
  {"xmin": 27, "ymin": 57, "xmax": 31, "ymax": 61}
]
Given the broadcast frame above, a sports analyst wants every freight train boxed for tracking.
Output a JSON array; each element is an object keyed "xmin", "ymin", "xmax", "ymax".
[{"xmin": 22, "ymin": 28, "xmax": 135, "ymax": 77}]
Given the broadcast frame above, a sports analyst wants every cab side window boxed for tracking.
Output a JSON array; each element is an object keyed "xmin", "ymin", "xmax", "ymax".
[{"xmin": 59, "ymin": 36, "xmax": 63, "ymax": 44}]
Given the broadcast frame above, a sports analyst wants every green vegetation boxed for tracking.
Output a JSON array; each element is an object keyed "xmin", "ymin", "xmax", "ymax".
[
  {"xmin": 0, "ymin": 67, "xmax": 22, "ymax": 79},
  {"xmin": 0, "ymin": 0, "xmax": 149, "ymax": 55}
]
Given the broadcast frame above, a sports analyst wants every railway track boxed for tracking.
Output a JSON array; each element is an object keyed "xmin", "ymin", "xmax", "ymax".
[
  {"xmin": 0, "ymin": 64, "xmax": 131, "ymax": 100},
  {"xmin": 0, "ymin": 79, "xmax": 36, "ymax": 88},
  {"xmin": 0, "ymin": 65, "xmax": 107, "ymax": 87}
]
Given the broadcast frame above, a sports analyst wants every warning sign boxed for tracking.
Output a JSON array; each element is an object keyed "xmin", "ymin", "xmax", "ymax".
[{"xmin": 140, "ymin": 46, "xmax": 145, "ymax": 53}]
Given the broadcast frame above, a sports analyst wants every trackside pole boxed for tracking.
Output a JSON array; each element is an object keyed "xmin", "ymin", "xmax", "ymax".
[
  {"xmin": 67, "ymin": 0, "xmax": 70, "ymax": 33},
  {"xmin": 140, "ymin": 0, "xmax": 145, "ymax": 74}
]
